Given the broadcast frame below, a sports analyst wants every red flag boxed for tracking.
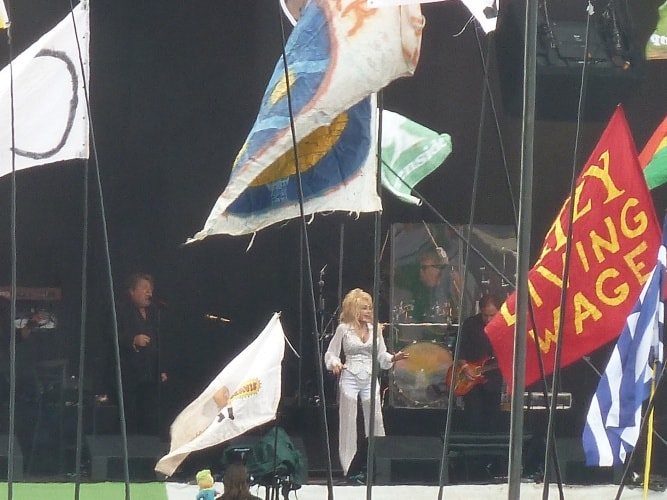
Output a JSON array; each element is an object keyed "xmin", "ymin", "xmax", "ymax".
[{"xmin": 485, "ymin": 107, "xmax": 661, "ymax": 392}]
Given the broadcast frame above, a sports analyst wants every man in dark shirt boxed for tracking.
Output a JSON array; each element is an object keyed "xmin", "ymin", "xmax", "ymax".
[
  {"xmin": 412, "ymin": 249, "xmax": 456, "ymax": 323},
  {"xmin": 456, "ymin": 293, "xmax": 504, "ymax": 432},
  {"xmin": 117, "ymin": 273, "xmax": 167, "ymax": 435}
]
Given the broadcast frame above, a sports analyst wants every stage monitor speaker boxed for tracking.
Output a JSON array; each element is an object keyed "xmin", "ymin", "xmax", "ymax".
[
  {"xmin": 495, "ymin": 1, "xmax": 644, "ymax": 121},
  {"xmin": 549, "ymin": 437, "xmax": 622, "ymax": 484},
  {"xmin": 85, "ymin": 434, "xmax": 168, "ymax": 481},
  {"xmin": 373, "ymin": 436, "xmax": 442, "ymax": 485}
]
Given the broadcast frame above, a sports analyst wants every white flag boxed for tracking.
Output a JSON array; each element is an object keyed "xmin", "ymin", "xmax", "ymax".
[
  {"xmin": 0, "ymin": 1, "xmax": 89, "ymax": 177},
  {"xmin": 155, "ymin": 313, "xmax": 286, "ymax": 477}
]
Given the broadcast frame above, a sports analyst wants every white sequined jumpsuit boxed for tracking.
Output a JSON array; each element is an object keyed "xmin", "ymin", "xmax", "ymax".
[{"xmin": 324, "ymin": 322, "xmax": 394, "ymax": 474}]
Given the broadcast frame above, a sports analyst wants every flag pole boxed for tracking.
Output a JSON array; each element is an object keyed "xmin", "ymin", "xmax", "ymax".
[
  {"xmin": 6, "ymin": 3, "xmax": 18, "ymax": 495},
  {"xmin": 613, "ymin": 358, "xmax": 667, "ymax": 499},
  {"xmin": 367, "ymin": 91, "xmax": 384, "ymax": 500},
  {"xmin": 274, "ymin": 4, "xmax": 335, "ymax": 496},
  {"xmin": 541, "ymin": 7, "xmax": 596, "ymax": 497},
  {"xmin": 507, "ymin": 0, "xmax": 538, "ymax": 496},
  {"xmin": 438, "ymin": 21, "xmax": 492, "ymax": 494},
  {"xmin": 613, "ymin": 213, "xmax": 667, "ymax": 499},
  {"xmin": 642, "ymin": 359, "xmax": 657, "ymax": 499}
]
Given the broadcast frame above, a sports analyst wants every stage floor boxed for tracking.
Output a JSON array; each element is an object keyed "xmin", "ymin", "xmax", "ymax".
[
  {"xmin": 245, "ymin": 483, "xmax": 667, "ymax": 499},
  {"xmin": 1, "ymin": 481, "xmax": 662, "ymax": 500}
]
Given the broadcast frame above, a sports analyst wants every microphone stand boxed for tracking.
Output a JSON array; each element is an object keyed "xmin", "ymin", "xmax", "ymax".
[
  {"xmin": 155, "ymin": 305, "xmax": 163, "ymax": 440},
  {"xmin": 316, "ymin": 267, "xmax": 336, "ymax": 408},
  {"xmin": 318, "ymin": 291, "xmax": 325, "ymax": 335},
  {"xmin": 582, "ymin": 355, "xmax": 602, "ymax": 378},
  {"xmin": 317, "ymin": 266, "xmax": 327, "ymax": 342}
]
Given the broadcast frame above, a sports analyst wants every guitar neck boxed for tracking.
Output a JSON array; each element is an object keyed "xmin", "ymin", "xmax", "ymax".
[{"xmin": 480, "ymin": 363, "xmax": 497, "ymax": 374}]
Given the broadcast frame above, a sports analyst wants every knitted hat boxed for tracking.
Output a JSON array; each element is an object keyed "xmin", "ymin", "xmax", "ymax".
[{"xmin": 196, "ymin": 469, "xmax": 213, "ymax": 482}]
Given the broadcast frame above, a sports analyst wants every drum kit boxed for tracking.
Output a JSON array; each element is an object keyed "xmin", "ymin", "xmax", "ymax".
[
  {"xmin": 392, "ymin": 341, "xmax": 454, "ymax": 408},
  {"xmin": 392, "ymin": 300, "xmax": 458, "ymax": 325},
  {"xmin": 389, "ymin": 300, "xmax": 460, "ymax": 408}
]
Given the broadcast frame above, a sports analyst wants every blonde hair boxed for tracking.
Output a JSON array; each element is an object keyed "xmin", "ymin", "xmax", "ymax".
[
  {"xmin": 339, "ymin": 288, "xmax": 372, "ymax": 329},
  {"xmin": 196, "ymin": 469, "xmax": 214, "ymax": 489}
]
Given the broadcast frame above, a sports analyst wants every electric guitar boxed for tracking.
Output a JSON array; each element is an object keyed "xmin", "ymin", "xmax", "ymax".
[{"xmin": 446, "ymin": 357, "xmax": 498, "ymax": 396}]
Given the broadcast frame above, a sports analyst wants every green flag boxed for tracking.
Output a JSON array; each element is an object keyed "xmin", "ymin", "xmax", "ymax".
[
  {"xmin": 641, "ymin": 114, "xmax": 667, "ymax": 190},
  {"xmin": 644, "ymin": 148, "xmax": 667, "ymax": 190},
  {"xmin": 646, "ymin": 0, "xmax": 667, "ymax": 60},
  {"xmin": 380, "ymin": 111, "xmax": 452, "ymax": 205}
]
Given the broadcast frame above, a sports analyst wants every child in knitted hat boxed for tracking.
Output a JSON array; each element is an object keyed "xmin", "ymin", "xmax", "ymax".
[{"xmin": 196, "ymin": 469, "xmax": 217, "ymax": 500}]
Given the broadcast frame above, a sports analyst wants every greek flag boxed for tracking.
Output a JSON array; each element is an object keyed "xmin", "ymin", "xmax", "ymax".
[{"xmin": 582, "ymin": 217, "xmax": 666, "ymax": 466}]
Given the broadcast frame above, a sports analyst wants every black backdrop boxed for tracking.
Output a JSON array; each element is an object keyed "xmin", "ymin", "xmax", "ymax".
[{"xmin": 0, "ymin": 0, "xmax": 666, "ymax": 456}]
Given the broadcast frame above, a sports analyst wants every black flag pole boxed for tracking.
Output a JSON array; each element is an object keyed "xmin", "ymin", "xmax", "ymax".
[{"xmin": 506, "ymin": 0, "xmax": 538, "ymax": 496}]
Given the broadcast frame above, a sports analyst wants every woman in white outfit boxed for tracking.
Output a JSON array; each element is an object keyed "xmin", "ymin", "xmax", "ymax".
[{"xmin": 324, "ymin": 288, "xmax": 408, "ymax": 480}]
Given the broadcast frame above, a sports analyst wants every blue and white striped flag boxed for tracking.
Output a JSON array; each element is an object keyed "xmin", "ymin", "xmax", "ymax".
[{"xmin": 582, "ymin": 217, "xmax": 666, "ymax": 466}]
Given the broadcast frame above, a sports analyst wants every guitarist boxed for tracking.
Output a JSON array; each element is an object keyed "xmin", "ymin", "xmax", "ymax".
[{"xmin": 457, "ymin": 293, "xmax": 505, "ymax": 433}]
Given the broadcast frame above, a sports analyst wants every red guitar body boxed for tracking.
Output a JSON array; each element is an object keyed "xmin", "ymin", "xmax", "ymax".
[{"xmin": 446, "ymin": 357, "xmax": 497, "ymax": 397}]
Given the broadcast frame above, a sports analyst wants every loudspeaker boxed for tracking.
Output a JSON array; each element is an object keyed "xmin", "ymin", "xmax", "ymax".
[
  {"xmin": 496, "ymin": 1, "xmax": 644, "ymax": 121},
  {"xmin": 85, "ymin": 434, "xmax": 168, "ymax": 481},
  {"xmin": 0, "ymin": 435, "xmax": 23, "ymax": 480},
  {"xmin": 549, "ymin": 437, "xmax": 622, "ymax": 484},
  {"xmin": 373, "ymin": 436, "xmax": 442, "ymax": 484}
]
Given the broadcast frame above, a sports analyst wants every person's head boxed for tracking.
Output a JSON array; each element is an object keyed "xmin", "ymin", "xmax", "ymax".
[
  {"xmin": 418, "ymin": 250, "xmax": 447, "ymax": 288},
  {"xmin": 126, "ymin": 273, "xmax": 154, "ymax": 309},
  {"xmin": 196, "ymin": 469, "xmax": 215, "ymax": 490},
  {"xmin": 339, "ymin": 288, "xmax": 373, "ymax": 328},
  {"xmin": 222, "ymin": 463, "xmax": 252, "ymax": 499},
  {"xmin": 478, "ymin": 293, "xmax": 503, "ymax": 325}
]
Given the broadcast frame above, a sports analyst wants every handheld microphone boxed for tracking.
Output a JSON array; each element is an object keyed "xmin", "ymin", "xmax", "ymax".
[
  {"xmin": 501, "ymin": 247, "xmax": 518, "ymax": 257},
  {"xmin": 483, "ymin": 0, "xmax": 497, "ymax": 19},
  {"xmin": 204, "ymin": 314, "xmax": 231, "ymax": 323}
]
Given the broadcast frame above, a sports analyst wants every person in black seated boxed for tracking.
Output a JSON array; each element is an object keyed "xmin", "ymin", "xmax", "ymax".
[
  {"xmin": 412, "ymin": 249, "xmax": 458, "ymax": 323},
  {"xmin": 116, "ymin": 272, "xmax": 167, "ymax": 435},
  {"xmin": 456, "ymin": 293, "xmax": 504, "ymax": 433}
]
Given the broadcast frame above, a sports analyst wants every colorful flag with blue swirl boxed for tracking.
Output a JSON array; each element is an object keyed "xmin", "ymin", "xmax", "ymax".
[{"xmin": 189, "ymin": 0, "xmax": 423, "ymax": 238}]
